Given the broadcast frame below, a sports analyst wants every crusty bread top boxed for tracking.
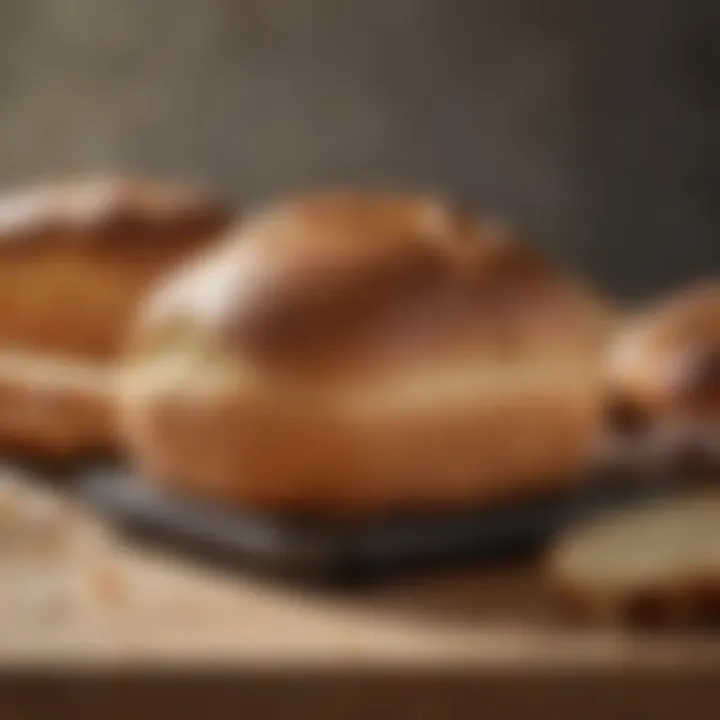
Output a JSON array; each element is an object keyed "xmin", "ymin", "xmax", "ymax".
[
  {"xmin": 0, "ymin": 177, "xmax": 230, "ymax": 253},
  {"xmin": 0, "ymin": 178, "xmax": 232, "ymax": 358},
  {"xmin": 135, "ymin": 192, "xmax": 611, "ymax": 377},
  {"xmin": 608, "ymin": 283, "xmax": 720, "ymax": 419}
]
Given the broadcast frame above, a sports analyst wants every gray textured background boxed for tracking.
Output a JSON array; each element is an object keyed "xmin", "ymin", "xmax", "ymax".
[{"xmin": 0, "ymin": 0, "xmax": 716, "ymax": 299}]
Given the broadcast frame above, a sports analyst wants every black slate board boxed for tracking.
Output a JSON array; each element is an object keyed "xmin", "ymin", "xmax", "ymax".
[{"xmin": 77, "ymin": 466, "xmax": 676, "ymax": 584}]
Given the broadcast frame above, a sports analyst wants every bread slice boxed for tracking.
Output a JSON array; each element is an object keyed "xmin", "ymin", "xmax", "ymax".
[{"xmin": 548, "ymin": 492, "xmax": 720, "ymax": 624}]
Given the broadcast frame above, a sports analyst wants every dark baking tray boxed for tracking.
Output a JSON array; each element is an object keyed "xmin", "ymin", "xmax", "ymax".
[
  {"xmin": 0, "ymin": 450, "xmax": 117, "ymax": 482},
  {"xmin": 76, "ymin": 466, "xmax": 677, "ymax": 584}
]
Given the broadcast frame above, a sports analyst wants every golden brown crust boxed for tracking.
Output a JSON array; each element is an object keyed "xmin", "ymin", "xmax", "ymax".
[
  {"xmin": 0, "ymin": 177, "xmax": 231, "ymax": 359},
  {"xmin": 0, "ymin": 357, "xmax": 115, "ymax": 456},
  {"xmin": 123, "ymin": 374, "xmax": 596, "ymax": 514},
  {"xmin": 0, "ymin": 177, "xmax": 232, "ymax": 456},
  {"xmin": 608, "ymin": 283, "xmax": 720, "ymax": 416},
  {"xmin": 137, "ymin": 192, "xmax": 610, "ymax": 376},
  {"xmin": 121, "ymin": 191, "xmax": 612, "ymax": 515},
  {"xmin": 0, "ymin": 177, "xmax": 230, "ymax": 253},
  {"xmin": 603, "ymin": 283, "xmax": 720, "ymax": 475}
]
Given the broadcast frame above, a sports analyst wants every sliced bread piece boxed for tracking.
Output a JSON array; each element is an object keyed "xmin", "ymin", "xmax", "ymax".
[{"xmin": 548, "ymin": 492, "xmax": 720, "ymax": 624}]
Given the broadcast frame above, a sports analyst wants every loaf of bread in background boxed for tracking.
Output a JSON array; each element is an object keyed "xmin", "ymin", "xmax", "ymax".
[
  {"xmin": 0, "ymin": 177, "xmax": 231, "ymax": 456},
  {"xmin": 604, "ymin": 283, "xmax": 720, "ymax": 475},
  {"xmin": 119, "ymin": 192, "xmax": 613, "ymax": 515},
  {"xmin": 548, "ymin": 492, "xmax": 720, "ymax": 624}
]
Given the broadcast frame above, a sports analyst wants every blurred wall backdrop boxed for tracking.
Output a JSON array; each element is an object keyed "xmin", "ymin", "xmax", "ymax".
[{"xmin": 0, "ymin": 0, "xmax": 716, "ymax": 299}]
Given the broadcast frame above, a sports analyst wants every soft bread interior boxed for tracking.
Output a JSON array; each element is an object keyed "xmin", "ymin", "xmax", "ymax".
[{"xmin": 551, "ymin": 493, "xmax": 720, "ymax": 593}]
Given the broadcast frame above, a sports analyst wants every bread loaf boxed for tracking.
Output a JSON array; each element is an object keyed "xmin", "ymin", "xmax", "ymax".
[
  {"xmin": 604, "ymin": 283, "xmax": 720, "ymax": 476},
  {"xmin": 120, "ymin": 192, "xmax": 612, "ymax": 515},
  {"xmin": 0, "ymin": 177, "xmax": 231, "ymax": 455}
]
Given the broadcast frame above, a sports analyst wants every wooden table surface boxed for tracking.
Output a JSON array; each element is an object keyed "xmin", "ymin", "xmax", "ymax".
[
  {"xmin": 2, "ymin": 477, "xmax": 720, "ymax": 717},
  {"xmin": 2, "ymin": 484, "xmax": 720, "ymax": 671}
]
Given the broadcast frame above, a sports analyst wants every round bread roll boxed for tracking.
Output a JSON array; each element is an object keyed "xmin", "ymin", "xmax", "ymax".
[
  {"xmin": 0, "ymin": 177, "xmax": 231, "ymax": 455},
  {"xmin": 548, "ymin": 492, "xmax": 720, "ymax": 624},
  {"xmin": 604, "ymin": 283, "xmax": 720, "ymax": 475},
  {"xmin": 120, "ymin": 192, "xmax": 612, "ymax": 515}
]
